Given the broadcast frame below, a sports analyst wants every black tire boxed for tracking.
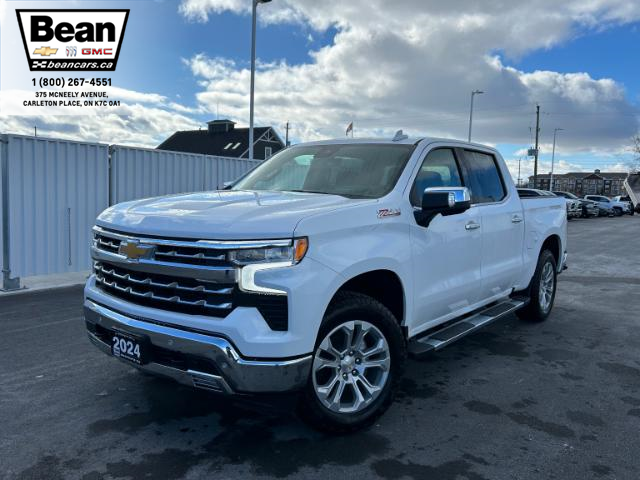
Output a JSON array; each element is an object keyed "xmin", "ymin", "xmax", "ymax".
[
  {"xmin": 516, "ymin": 250, "xmax": 557, "ymax": 322},
  {"xmin": 629, "ymin": 209, "xmax": 634, "ymax": 216},
  {"xmin": 613, "ymin": 207, "xmax": 623, "ymax": 217},
  {"xmin": 297, "ymin": 291, "xmax": 406, "ymax": 434}
]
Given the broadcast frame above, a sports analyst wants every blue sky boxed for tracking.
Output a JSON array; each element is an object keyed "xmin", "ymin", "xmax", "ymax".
[
  {"xmin": 122, "ymin": 1, "xmax": 640, "ymax": 177},
  {"xmin": 117, "ymin": 1, "xmax": 336, "ymax": 106},
  {"xmin": 512, "ymin": 23, "xmax": 640, "ymax": 102},
  {"xmin": 1, "ymin": 0, "xmax": 639, "ymax": 179},
  {"xmin": 122, "ymin": 4, "xmax": 640, "ymax": 115}
]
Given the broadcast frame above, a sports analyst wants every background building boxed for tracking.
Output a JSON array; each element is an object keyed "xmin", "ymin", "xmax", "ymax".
[
  {"xmin": 528, "ymin": 170, "xmax": 628, "ymax": 196},
  {"xmin": 158, "ymin": 119, "xmax": 285, "ymax": 160}
]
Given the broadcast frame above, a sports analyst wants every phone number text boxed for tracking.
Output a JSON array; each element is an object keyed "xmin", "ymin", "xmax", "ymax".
[{"xmin": 32, "ymin": 78, "xmax": 112, "ymax": 88}]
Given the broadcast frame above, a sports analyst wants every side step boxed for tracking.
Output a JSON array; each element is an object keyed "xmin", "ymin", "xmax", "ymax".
[{"xmin": 408, "ymin": 297, "xmax": 527, "ymax": 358}]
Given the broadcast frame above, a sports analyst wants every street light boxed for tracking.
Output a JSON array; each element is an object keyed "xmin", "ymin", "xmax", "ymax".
[
  {"xmin": 468, "ymin": 89, "xmax": 484, "ymax": 142},
  {"xmin": 249, "ymin": 0, "xmax": 272, "ymax": 162},
  {"xmin": 549, "ymin": 128, "xmax": 564, "ymax": 191}
]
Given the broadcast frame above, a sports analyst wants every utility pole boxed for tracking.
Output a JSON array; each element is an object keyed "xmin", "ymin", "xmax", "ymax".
[
  {"xmin": 533, "ymin": 104, "xmax": 540, "ymax": 188},
  {"xmin": 549, "ymin": 127, "xmax": 563, "ymax": 191},
  {"xmin": 34, "ymin": 126, "xmax": 37, "ymax": 137},
  {"xmin": 517, "ymin": 156, "xmax": 522, "ymax": 187},
  {"xmin": 285, "ymin": 121, "xmax": 290, "ymax": 147},
  {"xmin": 249, "ymin": 0, "xmax": 272, "ymax": 161}
]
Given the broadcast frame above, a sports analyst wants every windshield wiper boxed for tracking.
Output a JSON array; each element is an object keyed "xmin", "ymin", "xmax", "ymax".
[
  {"xmin": 286, "ymin": 189, "xmax": 374, "ymax": 199},
  {"xmin": 287, "ymin": 189, "xmax": 336, "ymax": 196}
]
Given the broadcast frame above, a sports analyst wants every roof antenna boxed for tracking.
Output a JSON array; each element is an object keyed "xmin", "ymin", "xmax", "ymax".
[{"xmin": 393, "ymin": 130, "xmax": 408, "ymax": 142}]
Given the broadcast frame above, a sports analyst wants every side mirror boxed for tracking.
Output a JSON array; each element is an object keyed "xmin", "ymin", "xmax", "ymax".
[
  {"xmin": 416, "ymin": 187, "xmax": 471, "ymax": 227},
  {"xmin": 222, "ymin": 181, "xmax": 234, "ymax": 190}
]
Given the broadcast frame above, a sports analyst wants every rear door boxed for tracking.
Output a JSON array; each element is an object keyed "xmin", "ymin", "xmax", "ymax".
[{"xmin": 458, "ymin": 149, "xmax": 524, "ymax": 302}]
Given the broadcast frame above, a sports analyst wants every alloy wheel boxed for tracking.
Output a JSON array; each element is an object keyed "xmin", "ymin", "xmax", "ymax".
[
  {"xmin": 312, "ymin": 320, "xmax": 391, "ymax": 414},
  {"xmin": 539, "ymin": 261, "xmax": 555, "ymax": 313}
]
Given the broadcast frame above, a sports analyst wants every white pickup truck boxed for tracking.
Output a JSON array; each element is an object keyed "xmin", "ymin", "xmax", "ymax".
[{"xmin": 84, "ymin": 136, "xmax": 567, "ymax": 432}]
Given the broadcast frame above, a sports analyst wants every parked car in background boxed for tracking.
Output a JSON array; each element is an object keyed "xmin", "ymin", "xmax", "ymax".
[
  {"xmin": 584, "ymin": 199, "xmax": 608, "ymax": 217},
  {"xmin": 553, "ymin": 191, "xmax": 598, "ymax": 218},
  {"xmin": 584, "ymin": 195, "xmax": 630, "ymax": 216},
  {"xmin": 612, "ymin": 195, "xmax": 635, "ymax": 216},
  {"xmin": 519, "ymin": 189, "xmax": 578, "ymax": 218}
]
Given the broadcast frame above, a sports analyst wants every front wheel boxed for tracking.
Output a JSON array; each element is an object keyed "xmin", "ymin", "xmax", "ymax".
[
  {"xmin": 298, "ymin": 292, "xmax": 406, "ymax": 433},
  {"xmin": 517, "ymin": 250, "xmax": 557, "ymax": 322}
]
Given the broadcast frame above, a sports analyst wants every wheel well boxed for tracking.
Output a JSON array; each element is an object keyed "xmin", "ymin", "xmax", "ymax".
[
  {"xmin": 331, "ymin": 270, "xmax": 404, "ymax": 324},
  {"xmin": 541, "ymin": 235, "xmax": 561, "ymax": 264}
]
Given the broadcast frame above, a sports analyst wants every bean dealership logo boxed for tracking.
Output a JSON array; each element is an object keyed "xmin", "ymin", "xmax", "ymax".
[{"xmin": 16, "ymin": 9, "xmax": 129, "ymax": 71}]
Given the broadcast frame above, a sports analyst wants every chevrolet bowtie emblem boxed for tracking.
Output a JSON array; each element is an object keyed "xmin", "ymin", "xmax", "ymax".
[
  {"xmin": 33, "ymin": 46, "xmax": 58, "ymax": 56},
  {"xmin": 119, "ymin": 241, "xmax": 155, "ymax": 261}
]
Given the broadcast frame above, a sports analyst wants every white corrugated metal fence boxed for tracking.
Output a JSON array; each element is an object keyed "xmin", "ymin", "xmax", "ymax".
[{"xmin": 0, "ymin": 133, "xmax": 262, "ymax": 289}]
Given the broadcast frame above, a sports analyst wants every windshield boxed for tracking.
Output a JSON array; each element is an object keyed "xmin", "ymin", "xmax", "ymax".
[
  {"xmin": 232, "ymin": 143, "xmax": 416, "ymax": 199},
  {"xmin": 555, "ymin": 191, "xmax": 578, "ymax": 199}
]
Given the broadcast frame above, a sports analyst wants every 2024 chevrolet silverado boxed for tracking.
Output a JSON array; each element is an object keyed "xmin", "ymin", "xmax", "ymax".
[{"xmin": 84, "ymin": 136, "xmax": 567, "ymax": 432}]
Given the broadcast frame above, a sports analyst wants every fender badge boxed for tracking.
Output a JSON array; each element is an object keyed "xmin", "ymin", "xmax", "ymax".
[{"xmin": 377, "ymin": 208, "xmax": 401, "ymax": 219}]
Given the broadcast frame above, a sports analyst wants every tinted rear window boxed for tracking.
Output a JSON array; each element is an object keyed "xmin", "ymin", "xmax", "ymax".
[{"xmin": 463, "ymin": 150, "xmax": 506, "ymax": 204}]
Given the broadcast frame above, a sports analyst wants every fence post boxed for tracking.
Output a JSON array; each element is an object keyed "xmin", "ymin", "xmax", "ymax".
[{"xmin": 1, "ymin": 135, "xmax": 21, "ymax": 291}]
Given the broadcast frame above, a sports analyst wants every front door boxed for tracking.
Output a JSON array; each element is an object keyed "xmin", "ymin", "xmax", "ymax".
[{"xmin": 409, "ymin": 147, "xmax": 483, "ymax": 335}]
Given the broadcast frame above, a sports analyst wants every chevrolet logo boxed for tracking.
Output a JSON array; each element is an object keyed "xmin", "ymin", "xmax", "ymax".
[
  {"xmin": 119, "ymin": 241, "xmax": 155, "ymax": 261},
  {"xmin": 33, "ymin": 47, "xmax": 58, "ymax": 56}
]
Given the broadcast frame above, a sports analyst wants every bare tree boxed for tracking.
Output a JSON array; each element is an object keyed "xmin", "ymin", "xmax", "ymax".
[{"xmin": 631, "ymin": 135, "xmax": 640, "ymax": 173}]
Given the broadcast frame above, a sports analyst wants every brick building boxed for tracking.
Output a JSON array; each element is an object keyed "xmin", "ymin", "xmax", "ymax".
[{"xmin": 528, "ymin": 170, "xmax": 628, "ymax": 197}]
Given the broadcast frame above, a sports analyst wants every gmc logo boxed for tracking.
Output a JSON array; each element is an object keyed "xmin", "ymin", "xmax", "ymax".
[
  {"xmin": 82, "ymin": 48, "xmax": 113, "ymax": 56},
  {"xmin": 16, "ymin": 9, "xmax": 129, "ymax": 72}
]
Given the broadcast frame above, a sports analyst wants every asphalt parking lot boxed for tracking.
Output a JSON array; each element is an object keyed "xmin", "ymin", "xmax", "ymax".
[{"xmin": 2, "ymin": 215, "xmax": 640, "ymax": 480}]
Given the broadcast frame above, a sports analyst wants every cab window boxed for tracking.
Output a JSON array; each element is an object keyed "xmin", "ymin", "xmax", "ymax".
[
  {"xmin": 410, "ymin": 149, "xmax": 463, "ymax": 206},
  {"xmin": 462, "ymin": 150, "xmax": 506, "ymax": 204}
]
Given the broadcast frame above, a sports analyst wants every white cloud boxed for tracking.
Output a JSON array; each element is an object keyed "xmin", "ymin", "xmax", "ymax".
[
  {"xmin": 0, "ymin": 100, "xmax": 199, "ymax": 147},
  {"xmin": 179, "ymin": 0, "xmax": 640, "ymax": 156},
  {"xmin": 2, "ymin": 0, "xmax": 639, "ymax": 169}
]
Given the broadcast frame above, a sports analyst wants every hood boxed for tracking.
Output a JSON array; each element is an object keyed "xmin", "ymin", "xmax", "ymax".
[{"xmin": 97, "ymin": 190, "xmax": 370, "ymax": 239}]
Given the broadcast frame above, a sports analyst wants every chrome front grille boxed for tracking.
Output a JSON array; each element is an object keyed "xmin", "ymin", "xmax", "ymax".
[
  {"xmin": 91, "ymin": 226, "xmax": 290, "ymax": 330},
  {"xmin": 94, "ymin": 261, "xmax": 234, "ymax": 315},
  {"xmin": 93, "ymin": 227, "xmax": 234, "ymax": 268}
]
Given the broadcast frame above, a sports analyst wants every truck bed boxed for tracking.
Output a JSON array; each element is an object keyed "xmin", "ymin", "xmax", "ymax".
[{"xmin": 624, "ymin": 174, "xmax": 640, "ymax": 208}]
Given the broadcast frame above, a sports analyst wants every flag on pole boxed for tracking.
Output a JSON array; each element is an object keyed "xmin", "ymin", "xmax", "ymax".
[{"xmin": 345, "ymin": 122, "xmax": 353, "ymax": 137}]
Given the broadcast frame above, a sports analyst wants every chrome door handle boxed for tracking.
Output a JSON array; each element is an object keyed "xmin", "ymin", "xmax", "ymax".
[
  {"xmin": 512, "ymin": 215, "xmax": 523, "ymax": 223},
  {"xmin": 465, "ymin": 221, "xmax": 481, "ymax": 230}
]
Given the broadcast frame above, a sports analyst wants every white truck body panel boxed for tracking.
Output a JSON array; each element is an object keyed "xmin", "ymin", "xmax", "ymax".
[{"xmin": 84, "ymin": 136, "xmax": 567, "ymax": 390}]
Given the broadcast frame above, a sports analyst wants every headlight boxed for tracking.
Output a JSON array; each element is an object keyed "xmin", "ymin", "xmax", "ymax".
[
  {"xmin": 233, "ymin": 238, "xmax": 308, "ymax": 295},
  {"xmin": 228, "ymin": 238, "xmax": 308, "ymax": 266}
]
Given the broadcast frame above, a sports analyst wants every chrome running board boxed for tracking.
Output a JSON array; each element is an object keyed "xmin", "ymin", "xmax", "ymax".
[{"xmin": 408, "ymin": 297, "xmax": 527, "ymax": 358}]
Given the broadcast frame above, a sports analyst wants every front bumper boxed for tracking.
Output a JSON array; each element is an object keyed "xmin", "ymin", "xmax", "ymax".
[{"xmin": 84, "ymin": 299, "xmax": 312, "ymax": 394}]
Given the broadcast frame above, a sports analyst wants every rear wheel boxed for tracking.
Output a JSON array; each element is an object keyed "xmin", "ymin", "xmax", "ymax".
[
  {"xmin": 613, "ymin": 207, "xmax": 623, "ymax": 217},
  {"xmin": 298, "ymin": 292, "xmax": 406, "ymax": 433},
  {"xmin": 517, "ymin": 250, "xmax": 557, "ymax": 322}
]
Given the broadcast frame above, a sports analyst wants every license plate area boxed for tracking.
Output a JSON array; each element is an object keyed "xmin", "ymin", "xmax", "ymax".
[{"xmin": 110, "ymin": 329, "xmax": 149, "ymax": 365}]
